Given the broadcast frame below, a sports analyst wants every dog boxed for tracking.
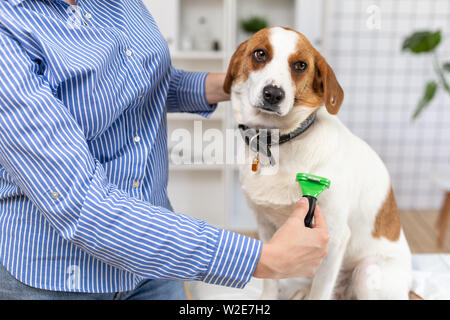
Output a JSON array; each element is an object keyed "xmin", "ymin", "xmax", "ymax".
[{"xmin": 224, "ymin": 26, "xmax": 412, "ymax": 300}]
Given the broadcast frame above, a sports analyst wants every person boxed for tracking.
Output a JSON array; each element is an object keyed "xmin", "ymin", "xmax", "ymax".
[{"xmin": 0, "ymin": 0, "xmax": 329, "ymax": 300}]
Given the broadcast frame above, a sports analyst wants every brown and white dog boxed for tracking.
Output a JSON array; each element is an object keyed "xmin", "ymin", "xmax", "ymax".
[{"xmin": 224, "ymin": 27, "xmax": 412, "ymax": 300}]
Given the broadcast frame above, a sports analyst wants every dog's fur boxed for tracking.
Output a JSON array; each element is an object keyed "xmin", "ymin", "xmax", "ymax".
[{"xmin": 225, "ymin": 27, "xmax": 412, "ymax": 300}]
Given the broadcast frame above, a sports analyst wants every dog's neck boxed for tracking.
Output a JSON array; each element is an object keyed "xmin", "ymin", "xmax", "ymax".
[
  {"xmin": 238, "ymin": 107, "xmax": 344, "ymax": 171},
  {"xmin": 238, "ymin": 112, "xmax": 317, "ymax": 165}
]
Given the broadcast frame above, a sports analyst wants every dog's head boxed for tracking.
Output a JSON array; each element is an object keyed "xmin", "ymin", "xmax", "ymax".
[{"xmin": 224, "ymin": 27, "xmax": 344, "ymax": 130}]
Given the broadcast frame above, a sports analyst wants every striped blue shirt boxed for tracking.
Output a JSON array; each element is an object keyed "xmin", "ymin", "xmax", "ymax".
[{"xmin": 0, "ymin": 0, "xmax": 262, "ymax": 293}]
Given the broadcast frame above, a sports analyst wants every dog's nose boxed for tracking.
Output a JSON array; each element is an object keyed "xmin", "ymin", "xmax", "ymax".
[{"xmin": 262, "ymin": 85, "xmax": 285, "ymax": 105}]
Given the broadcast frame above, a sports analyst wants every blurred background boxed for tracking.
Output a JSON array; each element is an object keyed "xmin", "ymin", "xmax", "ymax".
[{"xmin": 144, "ymin": 0, "xmax": 450, "ymax": 253}]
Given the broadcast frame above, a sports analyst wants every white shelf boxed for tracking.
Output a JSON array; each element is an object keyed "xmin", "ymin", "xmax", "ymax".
[
  {"xmin": 167, "ymin": 107, "xmax": 225, "ymax": 121},
  {"xmin": 171, "ymin": 51, "xmax": 224, "ymax": 60},
  {"xmin": 169, "ymin": 163, "xmax": 241, "ymax": 171},
  {"xmin": 169, "ymin": 163, "xmax": 224, "ymax": 171},
  {"xmin": 167, "ymin": 112, "xmax": 223, "ymax": 121}
]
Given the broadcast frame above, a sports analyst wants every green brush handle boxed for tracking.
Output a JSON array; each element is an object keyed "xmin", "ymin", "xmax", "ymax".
[{"xmin": 303, "ymin": 195, "xmax": 316, "ymax": 228}]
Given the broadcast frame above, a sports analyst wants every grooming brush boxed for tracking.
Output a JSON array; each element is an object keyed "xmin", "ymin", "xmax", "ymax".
[{"xmin": 296, "ymin": 173, "xmax": 331, "ymax": 228}]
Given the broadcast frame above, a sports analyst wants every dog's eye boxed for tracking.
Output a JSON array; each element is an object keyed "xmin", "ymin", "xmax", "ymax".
[
  {"xmin": 293, "ymin": 61, "xmax": 308, "ymax": 73},
  {"xmin": 253, "ymin": 49, "xmax": 268, "ymax": 63}
]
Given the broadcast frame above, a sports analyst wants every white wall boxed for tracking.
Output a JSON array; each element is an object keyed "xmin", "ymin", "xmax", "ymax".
[{"xmin": 326, "ymin": 0, "xmax": 450, "ymax": 210}]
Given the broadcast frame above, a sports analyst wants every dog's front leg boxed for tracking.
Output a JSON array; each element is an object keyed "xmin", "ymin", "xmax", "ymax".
[
  {"xmin": 307, "ymin": 224, "xmax": 351, "ymax": 300},
  {"xmin": 255, "ymin": 213, "xmax": 280, "ymax": 300}
]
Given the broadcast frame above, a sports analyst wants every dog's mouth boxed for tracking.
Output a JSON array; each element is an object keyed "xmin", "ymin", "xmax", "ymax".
[
  {"xmin": 244, "ymin": 104, "xmax": 292, "ymax": 130},
  {"xmin": 254, "ymin": 103, "xmax": 283, "ymax": 116}
]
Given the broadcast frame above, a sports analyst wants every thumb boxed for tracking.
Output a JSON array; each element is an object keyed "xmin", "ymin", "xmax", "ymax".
[{"xmin": 291, "ymin": 197, "xmax": 310, "ymax": 222}]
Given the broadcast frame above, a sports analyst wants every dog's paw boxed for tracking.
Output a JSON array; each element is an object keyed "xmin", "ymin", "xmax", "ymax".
[
  {"xmin": 259, "ymin": 291, "xmax": 279, "ymax": 300},
  {"xmin": 289, "ymin": 287, "xmax": 310, "ymax": 300}
]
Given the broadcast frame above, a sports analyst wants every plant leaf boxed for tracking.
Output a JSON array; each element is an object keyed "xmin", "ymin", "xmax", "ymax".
[
  {"xmin": 443, "ymin": 62, "xmax": 450, "ymax": 72},
  {"xmin": 434, "ymin": 55, "xmax": 450, "ymax": 93},
  {"xmin": 402, "ymin": 31, "xmax": 441, "ymax": 54},
  {"xmin": 240, "ymin": 16, "xmax": 268, "ymax": 34},
  {"xmin": 412, "ymin": 81, "xmax": 438, "ymax": 119}
]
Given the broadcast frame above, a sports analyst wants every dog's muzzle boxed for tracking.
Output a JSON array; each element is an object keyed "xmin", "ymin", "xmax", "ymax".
[{"xmin": 256, "ymin": 85, "xmax": 285, "ymax": 114}]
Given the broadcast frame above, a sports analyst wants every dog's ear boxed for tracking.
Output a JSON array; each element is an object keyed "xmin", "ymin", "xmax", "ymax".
[
  {"xmin": 223, "ymin": 40, "xmax": 248, "ymax": 94},
  {"xmin": 313, "ymin": 52, "xmax": 344, "ymax": 114}
]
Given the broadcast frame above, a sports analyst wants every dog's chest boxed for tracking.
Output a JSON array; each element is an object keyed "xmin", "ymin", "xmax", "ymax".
[{"xmin": 240, "ymin": 169, "xmax": 302, "ymax": 227}]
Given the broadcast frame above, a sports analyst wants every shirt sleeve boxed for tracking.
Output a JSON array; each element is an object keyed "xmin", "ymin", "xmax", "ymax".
[
  {"xmin": 0, "ymin": 28, "xmax": 261, "ymax": 288},
  {"xmin": 166, "ymin": 67, "xmax": 218, "ymax": 117}
]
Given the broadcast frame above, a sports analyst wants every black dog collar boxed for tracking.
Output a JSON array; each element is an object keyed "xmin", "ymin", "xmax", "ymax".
[{"xmin": 238, "ymin": 112, "xmax": 317, "ymax": 166}]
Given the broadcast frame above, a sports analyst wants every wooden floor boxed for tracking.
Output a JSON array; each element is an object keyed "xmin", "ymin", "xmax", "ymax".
[
  {"xmin": 400, "ymin": 210, "xmax": 450, "ymax": 253},
  {"xmin": 238, "ymin": 211, "xmax": 450, "ymax": 253}
]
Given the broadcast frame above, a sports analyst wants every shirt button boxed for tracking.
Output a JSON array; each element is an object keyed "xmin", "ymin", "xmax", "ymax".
[
  {"xmin": 132, "ymin": 181, "xmax": 139, "ymax": 188},
  {"xmin": 84, "ymin": 13, "xmax": 92, "ymax": 19},
  {"xmin": 125, "ymin": 49, "xmax": 133, "ymax": 57},
  {"xmin": 133, "ymin": 136, "xmax": 141, "ymax": 143},
  {"xmin": 51, "ymin": 192, "xmax": 60, "ymax": 199}
]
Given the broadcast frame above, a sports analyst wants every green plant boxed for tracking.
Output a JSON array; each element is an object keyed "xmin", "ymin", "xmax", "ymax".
[
  {"xmin": 240, "ymin": 16, "xmax": 268, "ymax": 34},
  {"xmin": 402, "ymin": 30, "xmax": 450, "ymax": 120}
]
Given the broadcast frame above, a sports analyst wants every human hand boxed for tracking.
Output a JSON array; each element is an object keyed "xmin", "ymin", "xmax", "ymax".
[
  {"xmin": 205, "ymin": 73, "xmax": 230, "ymax": 104},
  {"xmin": 253, "ymin": 198, "xmax": 329, "ymax": 279}
]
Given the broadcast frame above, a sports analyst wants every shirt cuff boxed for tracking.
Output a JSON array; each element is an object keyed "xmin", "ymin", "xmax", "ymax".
[
  {"xmin": 202, "ymin": 229, "xmax": 263, "ymax": 289},
  {"xmin": 167, "ymin": 69, "xmax": 217, "ymax": 117}
]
